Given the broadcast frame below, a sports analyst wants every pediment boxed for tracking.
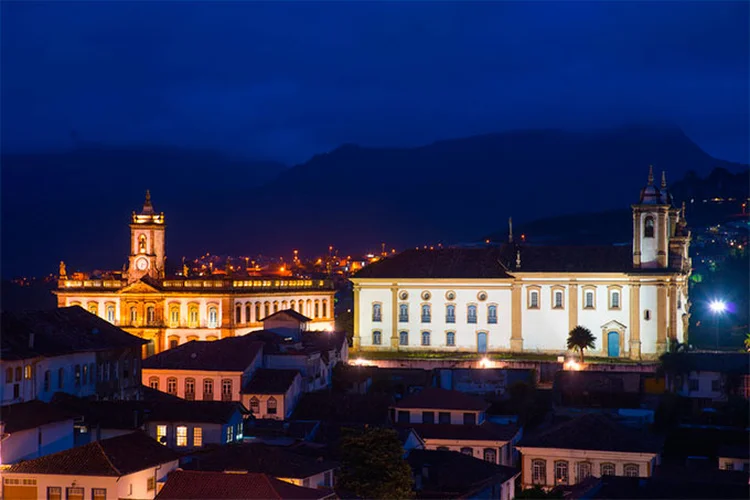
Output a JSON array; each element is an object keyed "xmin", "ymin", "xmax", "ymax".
[
  {"xmin": 600, "ymin": 319, "xmax": 627, "ymax": 330},
  {"xmin": 117, "ymin": 279, "xmax": 161, "ymax": 294}
]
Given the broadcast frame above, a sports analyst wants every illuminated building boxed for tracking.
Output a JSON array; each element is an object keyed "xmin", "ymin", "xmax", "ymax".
[
  {"xmin": 351, "ymin": 168, "xmax": 691, "ymax": 359},
  {"xmin": 55, "ymin": 192, "xmax": 335, "ymax": 356}
]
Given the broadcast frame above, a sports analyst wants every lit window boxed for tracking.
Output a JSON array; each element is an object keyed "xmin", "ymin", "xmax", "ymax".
[
  {"xmin": 249, "ymin": 397, "xmax": 260, "ymax": 414},
  {"xmin": 185, "ymin": 378, "xmax": 196, "ymax": 400},
  {"xmin": 208, "ymin": 307, "xmax": 218, "ymax": 328},
  {"xmin": 176, "ymin": 426, "xmax": 188, "ymax": 446},
  {"xmin": 92, "ymin": 488, "xmax": 106, "ymax": 500},
  {"xmin": 203, "ymin": 379, "xmax": 214, "ymax": 400},
  {"xmin": 421, "ymin": 331, "xmax": 431, "ymax": 346},
  {"xmin": 193, "ymin": 427, "xmax": 203, "ymax": 447},
  {"xmin": 156, "ymin": 425, "xmax": 167, "ymax": 445},
  {"xmin": 167, "ymin": 377, "xmax": 177, "ymax": 395},
  {"xmin": 88, "ymin": 303, "xmax": 98, "ymax": 315},
  {"xmin": 483, "ymin": 448, "xmax": 497, "ymax": 463},
  {"xmin": 106, "ymin": 305, "xmax": 115, "ymax": 324},
  {"xmin": 372, "ymin": 303, "xmax": 382, "ymax": 322},
  {"xmin": 623, "ymin": 464, "xmax": 639, "ymax": 477},
  {"xmin": 467, "ymin": 305, "xmax": 478, "ymax": 323},
  {"xmin": 446, "ymin": 331, "xmax": 455, "ymax": 346},
  {"xmin": 147, "ymin": 477, "xmax": 156, "ymax": 491},
  {"xmin": 399, "ymin": 303, "xmax": 409, "ymax": 322},
  {"xmin": 554, "ymin": 461, "xmax": 569, "ymax": 485},
  {"xmin": 445, "ymin": 304, "xmax": 455, "ymax": 323},
  {"xmin": 399, "ymin": 331, "xmax": 408, "ymax": 346},
  {"xmin": 170, "ymin": 307, "xmax": 180, "ymax": 327},
  {"xmin": 47, "ymin": 487, "xmax": 62, "ymax": 500},
  {"xmin": 487, "ymin": 305, "xmax": 498, "ymax": 323},
  {"xmin": 372, "ymin": 331, "xmax": 382, "ymax": 345},
  {"xmin": 421, "ymin": 304, "xmax": 431, "ymax": 323},
  {"xmin": 146, "ymin": 306, "xmax": 155, "ymax": 325},
  {"xmin": 24, "ymin": 365, "xmax": 32, "ymax": 379},
  {"xmin": 149, "ymin": 377, "xmax": 159, "ymax": 390},
  {"xmin": 189, "ymin": 306, "xmax": 199, "ymax": 327},
  {"xmin": 267, "ymin": 396, "xmax": 278, "ymax": 415},
  {"xmin": 532, "ymin": 459, "xmax": 547, "ymax": 485},
  {"xmin": 530, "ymin": 291, "xmax": 539, "ymax": 309}
]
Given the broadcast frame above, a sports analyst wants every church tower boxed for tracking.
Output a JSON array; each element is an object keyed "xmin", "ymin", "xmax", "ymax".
[
  {"xmin": 632, "ymin": 166, "xmax": 681, "ymax": 269},
  {"xmin": 127, "ymin": 190, "xmax": 166, "ymax": 282}
]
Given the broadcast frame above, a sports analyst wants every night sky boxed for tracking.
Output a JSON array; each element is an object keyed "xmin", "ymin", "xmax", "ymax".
[{"xmin": 3, "ymin": 1, "xmax": 748, "ymax": 164}]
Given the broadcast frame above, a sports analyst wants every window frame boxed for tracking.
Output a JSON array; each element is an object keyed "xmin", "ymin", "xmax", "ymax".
[
  {"xmin": 607, "ymin": 285, "xmax": 623, "ymax": 310},
  {"xmin": 623, "ymin": 463, "xmax": 639, "ymax": 477},
  {"xmin": 267, "ymin": 396, "xmax": 278, "ymax": 415},
  {"xmin": 487, "ymin": 304, "xmax": 498, "ymax": 323},
  {"xmin": 527, "ymin": 286, "xmax": 541, "ymax": 309},
  {"xmin": 166, "ymin": 377, "xmax": 177, "ymax": 396},
  {"xmin": 582, "ymin": 285, "xmax": 597, "ymax": 309},
  {"xmin": 399, "ymin": 331, "xmax": 409, "ymax": 346},
  {"xmin": 446, "ymin": 331, "xmax": 456, "ymax": 347},
  {"xmin": 420, "ymin": 303, "xmax": 432, "ymax": 323},
  {"xmin": 445, "ymin": 303, "xmax": 456, "ymax": 323},
  {"xmin": 554, "ymin": 460, "xmax": 569, "ymax": 485},
  {"xmin": 576, "ymin": 462, "xmax": 592, "ymax": 482},
  {"xmin": 176, "ymin": 425, "xmax": 188, "ymax": 447},
  {"xmin": 398, "ymin": 303, "xmax": 409, "ymax": 323},
  {"xmin": 372, "ymin": 330, "xmax": 382, "ymax": 345},
  {"xmin": 372, "ymin": 302, "xmax": 382, "ymax": 322},
  {"xmin": 421, "ymin": 330, "xmax": 431, "ymax": 346},
  {"xmin": 467, "ymin": 304, "xmax": 478, "ymax": 323},
  {"xmin": 600, "ymin": 462, "xmax": 616, "ymax": 476},
  {"xmin": 193, "ymin": 426, "xmax": 203, "ymax": 447},
  {"xmin": 532, "ymin": 459, "xmax": 547, "ymax": 485}
]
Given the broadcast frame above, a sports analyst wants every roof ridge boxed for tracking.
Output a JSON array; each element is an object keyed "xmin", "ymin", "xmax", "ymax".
[
  {"xmin": 95, "ymin": 439, "xmax": 123, "ymax": 475},
  {"xmin": 263, "ymin": 473, "xmax": 284, "ymax": 500}
]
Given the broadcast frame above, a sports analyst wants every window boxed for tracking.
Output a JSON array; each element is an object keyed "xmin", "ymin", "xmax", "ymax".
[
  {"xmin": 167, "ymin": 377, "xmax": 177, "ymax": 396},
  {"xmin": 576, "ymin": 462, "xmax": 592, "ymax": 482},
  {"xmin": 484, "ymin": 448, "xmax": 497, "ymax": 463},
  {"xmin": 422, "ymin": 411, "xmax": 434, "ymax": 424},
  {"xmin": 688, "ymin": 379, "xmax": 699, "ymax": 391},
  {"xmin": 438, "ymin": 412, "xmax": 451, "ymax": 424},
  {"xmin": 274, "ymin": 301, "xmax": 280, "ymax": 314},
  {"xmin": 185, "ymin": 378, "xmax": 196, "ymax": 400},
  {"xmin": 584, "ymin": 291, "xmax": 595, "ymax": 309},
  {"xmin": 532, "ymin": 459, "xmax": 547, "ymax": 485},
  {"xmin": 75, "ymin": 365, "xmax": 81, "ymax": 386},
  {"xmin": 226, "ymin": 425, "xmax": 234, "ymax": 442},
  {"xmin": 92, "ymin": 488, "xmax": 106, "ymax": 500},
  {"xmin": 106, "ymin": 305, "xmax": 115, "ymax": 323},
  {"xmin": 264, "ymin": 302, "xmax": 271, "ymax": 319},
  {"xmin": 94, "ymin": 362, "xmax": 100, "ymax": 382},
  {"xmin": 267, "ymin": 396, "xmax": 278, "ymax": 415},
  {"xmin": 372, "ymin": 303, "xmax": 382, "ymax": 322},
  {"xmin": 66, "ymin": 487, "xmax": 84, "ymax": 500},
  {"xmin": 421, "ymin": 331, "xmax": 431, "ymax": 346},
  {"xmin": 644, "ymin": 309, "xmax": 651, "ymax": 321},
  {"xmin": 397, "ymin": 411, "xmax": 410, "ymax": 423},
  {"xmin": 399, "ymin": 303, "xmax": 409, "ymax": 322},
  {"xmin": 445, "ymin": 304, "xmax": 455, "ymax": 323},
  {"xmin": 421, "ymin": 291, "xmax": 431, "ymax": 301},
  {"xmin": 460, "ymin": 447, "xmax": 473, "ymax": 456},
  {"xmin": 88, "ymin": 303, "xmax": 98, "ymax": 315},
  {"xmin": 130, "ymin": 306, "xmax": 137, "ymax": 324},
  {"xmin": 724, "ymin": 462, "xmax": 734, "ymax": 471},
  {"xmin": 47, "ymin": 487, "xmax": 62, "ymax": 500},
  {"xmin": 254, "ymin": 303, "xmax": 261, "ymax": 321},
  {"xmin": 399, "ymin": 331, "xmax": 409, "ymax": 346},
  {"xmin": 487, "ymin": 304, "xmax": 498, "ymax": 323},
  {"xmin": 324, "ymin": 471, "xmax": 332, "ymax": 487},
  {"xmin": 644, "ymin": 216, "xmax": 655, "ymax": 238},
  {"xmin": 82, "ymin": 364, "xmax": 88, "ymax": 385},
  {"xmin": 553, "ymin": 291, "xmax": 564, "ymax": 309},
  {"xmin": 169, "ymin": 338, "xmax": 178, "ymax": 349},
  {"xmin": 222, "ymin": 379, "xmax": 232, "ymax": 401},
  {"xmin": 122, "ymin": 359, "xmax": 129, "ymax": 379},
  {"xmin": 170, "ymin": 307, "xmax": 180, "ymax": 327},
  {"xmin": 322, "ymin": 301, "xmax": 328, "ymax": 317},
  {"xmin": 24, "ymin": 364, "xmax": 32, "ymax": 380},
  {"xmin": 610, "ymin": 291, "xmax": 621, "ymax": 309},
  {"xmin": 15, "ymin": 366, "xmax": 21, "ymax": 381},
  {"xmin": 600, "ymin": 463, "xmax": 615, "ymax": 476},
  {"xmin": 711, "ymin": 379, "xmax": 721, "ymax": 392},
  {"xmin": 372, "ymin": 330, "xmax": 382, "ymax": 345},
  {"xmin": 236, "ymin": 305, "xmax": 242, "ymax": 323},
  {"xmin": 467, "ymin": 304, "xmax": 478, "ymax": 323},
  {"xmin": 250, "ymin": 397, "xmax": 260, "ymax": 414},
  {"xmin": 156, "ymin": 425, "xmax": 167, "ymax": 444},
  {"xmin": 554, "ymin": 460, "xmax": 569, "ymax": 485},
  {"xmin": 463, "ymin": 412, "xmax": 476, "ymax": 426},
  {"xmin": 194, "ymin": 427, "xmax": 203, "ymax": 447},
  {"xmin": 203, "ymin": 379, "xmax": 214, "ymax": 400},
  {"xmin": 149, "ymin": 377, "xmax": 159, "ymax": 390},
  {"xmin": 421, "ymin": 304, "xmax": 431, "ymax": 323},
  {"xmin": 5, "ymin": 367, "xmax": 11, "ymax": 384},
  {"xmin": 245, "ymin": 304, "xmax": 252, "ymax": 323},
  {"xmin": 208, "ymin": 307, "xmax": 218, "ymax": 328},
  {"xmin": 176, "ymin": 426, "xmax": 188, "ymax": 446},
  {"xmin": 530, "ymin": 291, "xmax": 539, "ymax": 309},
  {"xmin": 44, "ymin": 370, "xmax": 51, "ymax": 392},
  {"xmin": 623, "ymin": 464, "xmax": 639, "ymax": 477},
  {"xmin": 146, "ymin": 306, "xmax": 155, "ymax": 325},
  {"xmin": 58, "ymin": 367, "xmax": 64, "ymax": 389},
  {"xmin": 147, "ymin": 476, "xmax": 156, "ymax": 491},
  {"xmin": 189, "ymin": 306, "xmax": 199, "ymax": 327},
  {"xmin": 446, "ymin": 331, "xmax": 456, "ymax": 346}
]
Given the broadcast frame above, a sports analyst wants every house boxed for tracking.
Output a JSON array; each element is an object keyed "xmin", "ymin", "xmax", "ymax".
[
  {"xmin": 407, "ymin": 449, "xmax": 520, "ymax": 500},
  {"xmin": 1, "ymin": 306, "xmax": 146, "ymax": 404},
  {"xmin": 241, "ymin": 368, "xmax": 303, "ymax": 420},
  {"xmin": 155, "ymin": 470, "xmax": 335, "ymax": 500},
  {"xmin": 142, "ymin": 336, "xmax": 264, "ymax": 401},
  {"xmin": 261, "ymin": 309, "xmax": 311, "ymax": 340},
  {"xmin": 662, "ymin": 352, "xmax": 750, "ymax": 403},
  {"xmin": 515, "ymin": 413, "xmax": 663, "ymax": 489},
  {"xmin": 435, "ymin": 368, "xmax": 534, "ymax": 396},
  {"xmin": 396, "ymin": 427, "xmax": 426, "ymax": 454},
  {"xmin": 0, "ymin": 432, "xmax": 179, "ymax": 500},
  {"xmin": 243, "ymin": 419, "xmax": 321, "ymax": 445},
  {"xmin": 390, "ymin": 388, "xmax": 521, "ymax": 465},
  {"xmin": 181, "ymin": 442, "xmax": 338, "ymax": 489},
  {"xmin": 0, "ymin": 401, "xmax": 78, "ymax": 464},
  {"xmin": 717, "ymin": 444, "xmax": 749, "ymax": 472}
]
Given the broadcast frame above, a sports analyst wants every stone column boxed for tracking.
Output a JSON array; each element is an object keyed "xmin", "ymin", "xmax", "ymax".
[
  {"xmin": 668, "ymin": 283, "xmax": 678, "ymax": 346},
  {"xmin": 656, "ymin": 283, "xmax": 668, "ymax": 354},
  {"xmin": 657, "ymin": 209, "xmax": 668, "ymax": 268},
  {"xmin": 390, "ymin": 285, "xmax": 399, "ymax": 349},
  {"xmin": 568, "ymin": 282, "xmax": 578, "ymax": 333},
  {"xmin": 352, "ymin": 285, "xmax": 361, "ymax": 351},
  {"xmin": 629, "ymin": 282, "xmax": 641, "ymax": 359},
  {"xmin": 632, "ymin": 210, "xmax": 641, "ymax": 267},
  {"xmin": 510, "ymin": 281, "xmax": 523, "ymax": 352}
]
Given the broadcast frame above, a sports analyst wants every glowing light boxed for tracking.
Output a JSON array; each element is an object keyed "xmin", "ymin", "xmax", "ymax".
[
  {"xmin": 564, "ymin": 360, "xmax": 582, "ymax": 371},
  {"xmin": 352, "ymin": 358, "xmax": 371, "ymax": 367},
  {"xmin": 485, "ymin": 239, "xmax": 490, "ymax": 243},
  {"xmin": 709, "ymin": 300, "xmax": 727, "ymax": 314},
  {"xmin": 479, "ymin": 357, "xmax": 493, "ymax": 369}
]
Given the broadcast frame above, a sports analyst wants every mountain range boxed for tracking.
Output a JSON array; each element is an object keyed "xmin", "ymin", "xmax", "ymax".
[{"xmin": 1, "ymin": 125, "xmax": 747, "ymax": 278}]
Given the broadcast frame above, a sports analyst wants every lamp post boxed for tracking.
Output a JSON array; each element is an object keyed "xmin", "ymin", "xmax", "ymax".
[{"xmin": 709, "ymin": 300, "xmax": 727, "ymax": 350}]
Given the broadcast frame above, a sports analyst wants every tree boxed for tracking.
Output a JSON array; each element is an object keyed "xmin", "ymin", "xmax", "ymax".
[
  {"xmin": 744, "ymin": 333, "xmax": 750, "ymax": 352},
  {"xmin": 338, "ymin": 427, "xmax": 413, "ymax": 499},
  {"xmin": 567, "ymin": 325, "xmax": 596, "ymax": 364},
  {"xmin": 336, "ymin": 310, "xmax": 354, "ymax": 345}
]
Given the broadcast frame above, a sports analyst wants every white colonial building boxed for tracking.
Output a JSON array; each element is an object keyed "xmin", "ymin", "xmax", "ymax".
[{"xmin": 351, "ymin": 168, "xmax": 691, "ymax": 359}]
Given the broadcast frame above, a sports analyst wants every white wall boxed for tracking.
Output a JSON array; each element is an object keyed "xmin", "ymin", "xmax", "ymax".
[
  {"xmin": 1, "ymin": 352, "xmax": 97, "ymax": 405},
  {"xmin": 639, "ymin": 284, "xmax": 658, "ymax": 355},
  {"xmin": 1, "ymin": 420, "xmax": 75, "ymax": 464}
]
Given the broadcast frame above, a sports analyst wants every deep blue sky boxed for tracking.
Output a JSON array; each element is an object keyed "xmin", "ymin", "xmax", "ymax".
[{"xmin": 2, "ymin": 1, "xmax": 748, "ymax": 165}]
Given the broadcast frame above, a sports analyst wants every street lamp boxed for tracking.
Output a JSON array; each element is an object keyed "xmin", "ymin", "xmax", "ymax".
[{"xmin": 709, "ymin": 300, "xmax": 727, "ymax": 350}]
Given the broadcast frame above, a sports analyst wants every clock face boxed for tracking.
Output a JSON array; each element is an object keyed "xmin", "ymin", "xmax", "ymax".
[{"xmin": 136, "ymin": 258, "xmax": 149, "ymax": 271}]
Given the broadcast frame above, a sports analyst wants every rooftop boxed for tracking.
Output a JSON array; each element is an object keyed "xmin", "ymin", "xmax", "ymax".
[
  {"xmin": 262, "ymin": 308, "xmax": 312, "ymax": 323},
  {"xmin": 58, "ymin": 277, "xmax": 334, "ymax": 293},
  {"xmin": 142, "ymin": 336, "xmax": 264, "ymax": 372},
  {"xmin": 242, "ymin": 368, "xmax": 300, "ymax": 395},
  {"xmin": 1, "ymin": 400, "xmax": 79, "ymax": 433},
  {"xmin": 392, "ymin": 387, "xmax": 490, "ymax": 412},
  {"xmin": 404, "ymin": 421, "xmax": 520, "ymax": 442}
]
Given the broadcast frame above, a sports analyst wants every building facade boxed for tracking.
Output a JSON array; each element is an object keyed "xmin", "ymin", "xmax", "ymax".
[
  {"xmin": 54, "ymin": 192, "xmax": 335, "ymax": 356},
  {"xmin": 351, "ymin": 168, "xmax": 691, "ymax": 359}
]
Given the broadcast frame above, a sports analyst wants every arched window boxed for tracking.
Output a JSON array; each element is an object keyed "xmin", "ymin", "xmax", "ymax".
[
  {"xmin": 584, "ymin": 291, "xmax": 595, "ymax": 309},
  {"xmin": 399, "ymin": 303, "xmax": 409, "ymax": 322},
  {"xmin": 245, "ymin": 303, "xmax": 252, "ymax": 323},
  {"xmin": 372, "ymin": 303, "xmax": 382, "ymax": 322},
  {"xmin": 189, "ymin": 305, "xmax": 199, "ymax": 327},
  {"xmin": 88, "ymin": 303, "xmax": 98, "ymax": 315},
  {"xmin": 554, "ymin": 291, "xmax": 564, "ymax": 309},
  {"xmin": 5, "ymin": 367, "xmax": 12, "ymax": 384},
  {"xmin": 421, "ymin": 331, "xmax": 431, "ymax": 346},
  {"xmin": 267, "ymin": 396, "xmax": 278, "ymax": 415},
  {"xmin": 467, "ymin": 305, "xmax": 478, "ymax": 323},
  {"xmin": 185, "ymin": 378, "xmax": 196, "ymax": 400},
  {"xmin": 532, "ymin": 459, "xmax": 547, "ymax": 485},
  {"xmin": 255, "ymin": 303, "xmax": 261, "ymax": 322},
  {"xmin": 487, "ymin": 305, "xmax": 498, "ymax": 323},
  {"xmin": 221, "ymin": 379, "xmax": 232, "ymax": 401},
  {"xmin": 169, "ymin": 338, "xmax": 178, "ymax": 349},
  {"xmin": 483, "ymin": 448, "xmax": 497, "ymax": 463},
  {"xmin": 610, "ymin": 291, "xmax": 621, "ymax": 309},
  {"xmin": 166, "ymin": 377, "xmax": 177, "ymax": 396},
  {"xmin": 576, "ymin": 462, "xmax": 592, "ymax": 482},
  {"xmin": 322, "ymin": 300, "xmax": 328, "ymax": 318},
  {"xmin": 600, "ymin": 463, "xmax": 615, "ymax": 476},
  {"xmin": 623, "ymin": 464, "xmax": 639, "ymax": 477},
  {"xmin": 298, "ymin": 301, "xmax": 304, "ymax": 314},
  {"xmin": 445, "ymin": 304, "xmax": 455, "ymax": 323},
  {"xmin": 644, "ymin": 216, "xmax": 655, "ymax": 238},
  {"xmin": 273, "ymin": 301, "xmax": 279, "ymax": 314},
  {"xmin": 530, "ymin": 291, "xmax": 540, "ymax": 309},
  {"xmin": 203, "ymin": 379, "xmax": 214, "ymax": 401},
  {"xmin": 446, "ymin": 331, "xmax": 456, "ymax": 346},
  {"xmin": 208, "ymin": 307, "xmax": 218, "ymax": 328},
  {"xmin": 289, "ymin": 300, "xmax": 296, "ymax": 312},
  {"xmin": 460, "ymin": 447, "xmax": 473, "ymax": 456},
  {"xmin": 149, "ymin": 376, "xmax": 159, "ymax": 390},
  {"xmin": 169, "ymin": 306, "xmax": 180, "ymax": 327},
  {"xmin": 281, "ymin": 300, "xmax": 288, "ymax": 310},
  {"xmin": 236, "ymin": 305, "xmax": 242, "ymax": 323},
  {"xmin": 129, "ymin": 306, "xmax": 137, "ymax": 325},
  {"xmin": 421, "ymin": 304, "xmax": 431, "ymax": 323},
  {"xmin": 264, "ymin": 302, "xmax": 271, "ymax": 319},
  {"xmin": 106, "ymin": 305, "xmax": 115, "ymax": 324},
  {"xmin": 146, "ymin": 306, "xmax": 155, "ymax": 325},
  {"xmin": 314, "ymin": 301, "xmax": 319, "ymax": 318},
  {"xmin": 399, "ymin": 331, "xmax": 408, "ymax": 346},
  {"xmin": 554, "ymin": 460, "xmax": 569, "ymax": 485},
  {"xmin": 372, "ymin": 331, "xmax": 382, "ymax": 345},
  {"xmin": 249, "ymin": 397, "xmax": 260, "ymax": 414},
  {"xmin": 138, "ymin": 234, "xmax": 147, "ymax": 253}
]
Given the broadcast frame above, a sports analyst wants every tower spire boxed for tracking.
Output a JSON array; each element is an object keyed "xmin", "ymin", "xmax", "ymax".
[
  {"xmin": 661, "ymin": 171, "xmax": 667, "ymax": 188},
  {"xmin": 647, "ymin": 165, "xmax": 654, "ymax": 185},
  {"xmin": 508, "ymin": 217, "xmax": 514, "ymax": 243}
]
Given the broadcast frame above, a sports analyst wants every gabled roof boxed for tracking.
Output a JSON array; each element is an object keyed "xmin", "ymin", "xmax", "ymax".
[
  {"xmin": 1, "ymin": 400, "xmax": 79, "ymax": 433},
  {"xmin": 5, "ymin": 432, "xmax": 178, "ymax": 476},
  {"xmin": 242, "ymin": 368, "xmax": 300, "ymax": 395},
  {"xmin": 261, "ymin": 308, "xmax": 311, "ymax": 323},
  {"xmin": 156, "ymin": 470, "xmax": 333, "ymax": 500},
  {"xmin": 392, "ymin": 387, "xmax": 490, "ymax": 412},
  {"xmin": 142, "ymin": 335, "xmax": 264, "ymax": 372},
  {"xmin": 405, "ymin": 421, "xmax": 520, "ymax": 442},
  {"xmin": 1, "ymin": 306, "xmax": 146, "ymax": 361},
  {"xmin": 517, "ymin": 413, "xmax": 663, "ymax": 454}
]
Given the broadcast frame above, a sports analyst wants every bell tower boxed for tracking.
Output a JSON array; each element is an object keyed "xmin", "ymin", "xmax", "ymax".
[
  {"xmin": 632, "ymin": 166, "xmax": 680, "ymax": 269},
  {"xmin": 127, "ymin": 190, "xmax": 166, "ymax": 282}
]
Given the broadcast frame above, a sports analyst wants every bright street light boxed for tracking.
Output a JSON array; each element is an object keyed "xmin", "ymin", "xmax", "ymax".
[{"xmin": 709, "ymin": 300, "xmax": 727, "ymax": 314}]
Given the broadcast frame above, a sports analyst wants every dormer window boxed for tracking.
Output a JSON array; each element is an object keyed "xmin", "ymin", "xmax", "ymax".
[{"xmin": 644, "ymin": 216, "xmax": 655, "ymax": 238}]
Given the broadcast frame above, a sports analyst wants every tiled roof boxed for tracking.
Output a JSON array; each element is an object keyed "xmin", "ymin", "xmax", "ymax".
[
  {"xmin": 182, "ymin": 442, "xmax": 338, "ymax": 479},
  {"xmin": 517, "ymin": 413, "xmax": 663, "ymax": 453},
  {"xmin": 506, "ymin": 244, "xmax": 634, "ymax": 273},
  {"xmin": 405, "ymin": 421, "xmax": 520, "ymax": 442},
  {"xmin": 1, "ymin": 306, "xmax": 146, "ymax": 361},
  {"xmin": 407, "ymin": 449, "xmax": 519, "ymax": 498},
  {"xmin": 1, "ymin": 400, "xmax": 79, "ymax": 433},
  {"xmin": 5, "ymin": 432, "xmax": 178, "ymax": 476},
  {"xmin": 142, "ymin": 335, "xmax": 264, "ymax": 372},
  {"xmin": 717, "ymin": 444, "xmax": 750, "ymax": 460},
  {"xmin": 242, "ymin": 368, "xmax": 300, "ymax": 395},
  {"xmin": 156, "ymin": 470, "xmax": 333, "ymax": 499},
  {"xmin": 262, "ymin": 309, "xmax": 311, "ymax": 323},
  {"xmin": 392, "ymin": 388, "xmax": 490, "ymax": 412}
]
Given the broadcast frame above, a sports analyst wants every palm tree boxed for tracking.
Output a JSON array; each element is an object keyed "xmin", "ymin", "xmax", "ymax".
[
  {"xmin": 567, "ymin": 325, "xmax": 596, "ymax": 364},
  {"xmin": 744, "ymin": 333, "xmax": 750, "ymax": 352}
]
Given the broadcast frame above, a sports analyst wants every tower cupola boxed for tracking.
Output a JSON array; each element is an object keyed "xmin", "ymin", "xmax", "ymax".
[{"xmin": 638, "ymin": 165, "xmax": 661, "ymax": 204}]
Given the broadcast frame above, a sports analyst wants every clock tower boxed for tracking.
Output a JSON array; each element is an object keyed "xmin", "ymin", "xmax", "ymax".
[{"xmin": 127, "ymin": 190, "xmax": 166, "ymax": 282}]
